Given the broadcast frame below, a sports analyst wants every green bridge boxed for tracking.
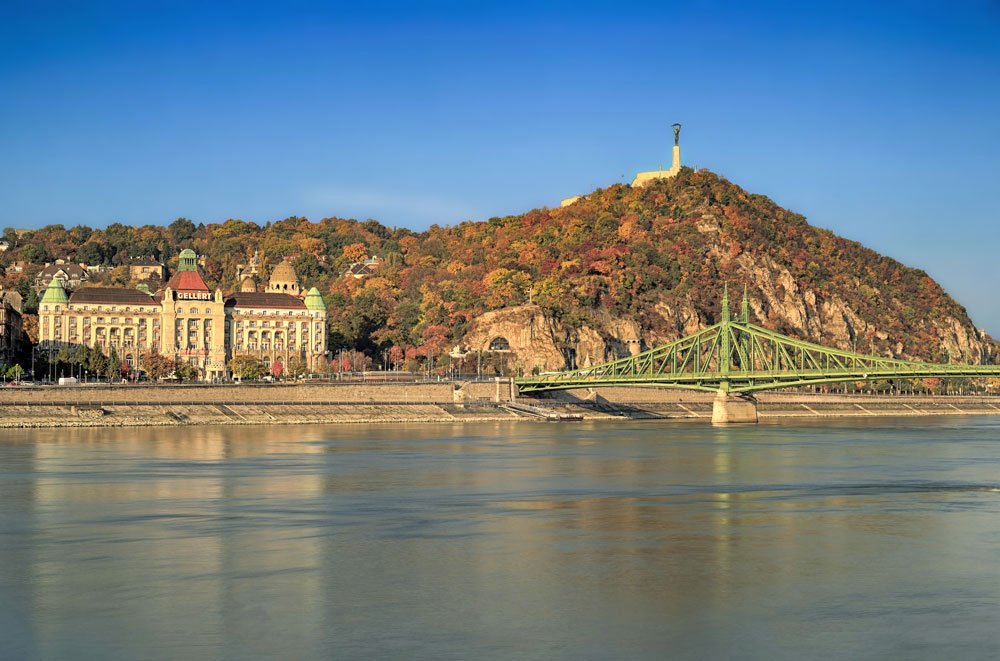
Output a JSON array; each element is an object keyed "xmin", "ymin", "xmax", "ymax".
[{"xmin": 515, "ymin": 287, "xmax": 1000, "ymax": 423}]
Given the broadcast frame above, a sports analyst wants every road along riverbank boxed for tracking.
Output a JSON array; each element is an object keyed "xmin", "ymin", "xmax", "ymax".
[{"xmin": 0, "ymin": 382, "xmax": 997, "ymax": 428}]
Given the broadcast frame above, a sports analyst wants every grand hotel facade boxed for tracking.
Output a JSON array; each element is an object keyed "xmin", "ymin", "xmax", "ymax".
[{"xmin": 37, "ymin": 250, "xmax": 328, "ymax": 381}]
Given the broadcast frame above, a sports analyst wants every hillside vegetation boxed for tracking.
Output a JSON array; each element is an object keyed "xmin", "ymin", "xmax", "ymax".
[{"xmin": 2, "ymin": 168, "xmax": 992, "ymax": 364}]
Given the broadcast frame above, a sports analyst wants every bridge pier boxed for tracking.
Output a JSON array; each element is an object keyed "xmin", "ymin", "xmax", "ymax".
[{"xmin": 712, "ymin": 392, "xmax": 758, "ymax": 424}]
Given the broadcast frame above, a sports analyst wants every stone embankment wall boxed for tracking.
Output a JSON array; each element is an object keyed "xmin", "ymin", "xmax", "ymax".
[
  {"xmin": 0, "ymin": 382, "xmax": 457, "ymax": 405},
  {"xmin": 0, "ymin": 382, "xmax": 997, "ymax": 428},
  {"xmin": 0, "ymin": 381, "xmax": 522, "ymax": 428}
]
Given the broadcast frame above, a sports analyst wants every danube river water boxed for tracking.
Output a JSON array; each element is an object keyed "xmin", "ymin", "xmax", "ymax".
[{"xmin": 2, "ymin": 418, "xmax": 1000, "ymax": 660}]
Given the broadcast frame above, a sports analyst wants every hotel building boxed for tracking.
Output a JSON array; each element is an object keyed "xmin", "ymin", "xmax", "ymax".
[{"xmin": 38, "ymin": 249, "xmax": 327, "ymax": 380}]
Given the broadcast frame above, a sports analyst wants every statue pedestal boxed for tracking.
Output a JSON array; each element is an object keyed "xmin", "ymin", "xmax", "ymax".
[{"xmin": 711, "ymin": 392, "xmax": 758, "ymax": 424}]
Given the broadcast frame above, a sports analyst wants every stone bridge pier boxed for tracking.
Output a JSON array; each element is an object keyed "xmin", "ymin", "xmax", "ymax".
[{"xmin": 711, "ymin": 391, "xmax": 759, "ymax": 424}]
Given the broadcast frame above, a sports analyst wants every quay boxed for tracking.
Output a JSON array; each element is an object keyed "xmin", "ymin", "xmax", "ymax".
[{"xmin": 0, "ymin": 382, "xmax": 997, "ymax": 428}]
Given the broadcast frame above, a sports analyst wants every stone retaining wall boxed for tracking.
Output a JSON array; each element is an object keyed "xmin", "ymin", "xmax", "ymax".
[
  {"xmin": 0, "ymin": 381, "xmax": 997, "ymax": 428},
  {"xmin": 0, "ymin": 382, "xmax": 458, "ymax": 405}
]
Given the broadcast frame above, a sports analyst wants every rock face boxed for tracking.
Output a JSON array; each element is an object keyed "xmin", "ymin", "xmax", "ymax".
[
  {"xmin": 462, "ymin": 170, "xmax": 996, "ymax": 372},
  {"xmin": 461, "ymin": 305, "xmax": 567, "ymax": 373},
  {"xmin": 464, "ymin": 307, "xmax": 658, "ymax": 373},
  {"xmin": 468, "ymin": 283, "xmax": 993, "ymax": 373}
]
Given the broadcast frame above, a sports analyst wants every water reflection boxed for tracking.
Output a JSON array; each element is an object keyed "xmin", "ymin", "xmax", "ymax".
[{"xmin": 2, "ymin": 419, "xmax": 1000, "ymax": 658}]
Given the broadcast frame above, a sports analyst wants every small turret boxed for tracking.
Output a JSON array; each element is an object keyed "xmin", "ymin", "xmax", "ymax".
[
  {"xmin": 40, "ymin": 277, "xmax": 68, "ymax": 305},
  {"xmin": 267, "ymin": 257, "xmax": 301, "ymax": 295},
  {"xmin": 178, "ymin": 248, "xmax": 198, "ymax": 272},
  {"xmin": 304, "ymin": 287, "xmax": 326, "ymax": 311}
]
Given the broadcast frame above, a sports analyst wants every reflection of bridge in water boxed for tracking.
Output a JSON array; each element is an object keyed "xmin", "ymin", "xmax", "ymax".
[{"xmin": 516, "ymin": 287, "xmax": 1000, "ymax": 423}]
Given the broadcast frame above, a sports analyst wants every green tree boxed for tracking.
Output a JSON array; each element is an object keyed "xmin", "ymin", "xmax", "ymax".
[
  {"xmin": 229, "ymin": 355, "xmax": 264, "ymax": 380},
  {"xmin": 175, "ymin": 363, "xmax": 199, "ymax": 381},
  {"xmin": 20, "ymin": 244, "xmax": 49, "ymax": 264},
  {"xmin": 76, "ymin": 241, "xmax": 107, "ymax": 265},
  {"xmin": 105, "ymin": 347, "xmax": 121, "ymax": 380},
  {"xmin": 169, "ymin": 218, "xmax": 197, "ymax": 244}
]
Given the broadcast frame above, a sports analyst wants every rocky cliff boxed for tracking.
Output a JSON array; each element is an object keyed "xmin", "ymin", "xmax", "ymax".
[{"xmin": 456, "ymin": 169, "xmax": 994, "ymax": 372}]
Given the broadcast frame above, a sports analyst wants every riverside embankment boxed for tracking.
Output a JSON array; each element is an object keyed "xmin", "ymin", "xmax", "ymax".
[{"xmin": 0, "ymin": 381, "xmax": 999, "ymax": 428}]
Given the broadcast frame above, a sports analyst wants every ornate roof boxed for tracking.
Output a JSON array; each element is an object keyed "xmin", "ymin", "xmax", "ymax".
[
  {"xmin": 164, "ymin": 269, "xmax": 210, "ymax": 292},
  {"xmin": 177, "ymin": 248, "xmax": 198, "ymax": 272},
  {"xmin": 240, "ymin": 275, "xmax": 258, "ymax": 293},
  {"xmin": 304, "ymin": 287, "xmax": 326, "ymax": 311},
  {"xmin": 270, "ymin": 259, "xmax": 296, "ymax": 281},
  {"xmin": 69, "ymin": 287, "xmax": 156, "ymax": 305},
  {"xmin": 225, "ymin": 292, "xmax": 307, "ymax": 309},
  {"xmin": 40, "ymin": 278, "xmax": 68, "ymax": 304},
  {"xmin": 267, "ymin": 258, "xmax": 300, "ymax": 293}
]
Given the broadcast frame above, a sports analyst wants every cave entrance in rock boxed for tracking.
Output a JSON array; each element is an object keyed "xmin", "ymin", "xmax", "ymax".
[{"xmin": 489, "ymin": 337, "xmax": 510, "ymax": 351}]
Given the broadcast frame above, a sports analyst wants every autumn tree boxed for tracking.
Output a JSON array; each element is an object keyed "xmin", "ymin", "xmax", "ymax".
[
  {"xmin": 342, "ymin": 242, "xmax": 368, "ymax": 263},
  {"xmin": 229, "ymin": 355, "xmax": 264, "ymax": 380},
  {"xmin": 285, "ymin": 356, "xmax": 307, "ymax": 379},
  {"xmin": 142, "ymin": 351, "xmax": 176, "ymax": 380},
  {"xmin": 921, "ymin": 377, "xmax": 942, "ymax": 394}
]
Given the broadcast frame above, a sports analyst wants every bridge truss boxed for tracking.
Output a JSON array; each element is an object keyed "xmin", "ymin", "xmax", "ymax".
[{"xmin": 516, "ymin": 287, "xmax": 1000, "ymax": 394}]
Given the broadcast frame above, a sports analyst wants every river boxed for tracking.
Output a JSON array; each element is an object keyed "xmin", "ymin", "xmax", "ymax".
[{"xmin": 2, "ymin": 418, "xmax": 1000, "ymax": 659}]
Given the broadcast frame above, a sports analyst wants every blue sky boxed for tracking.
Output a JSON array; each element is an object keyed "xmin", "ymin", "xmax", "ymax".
[{"xmin": 2, "ymin": 0, "xmax": 1000, "ymax": 333}]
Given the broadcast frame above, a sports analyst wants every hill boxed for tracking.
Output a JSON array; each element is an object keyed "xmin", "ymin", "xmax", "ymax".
[{"xmin": 1, "ymin": 168, "xmax": 993, "ymax": 370}]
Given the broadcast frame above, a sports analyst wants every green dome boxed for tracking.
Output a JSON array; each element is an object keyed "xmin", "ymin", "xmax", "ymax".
[
  {"xmin": 40, "ymin": 278, "xmax": 68, "ymax": 305},
  {"xmin": 136, "ymin": 283, "xmax": 151, "ymax": 294},
  {"xmin": 304, "ymin": 287, "xmax": 326, "ymax": 311},
  {"xmin": 178, "ymin": 248, "xmax": 198, "ymax": 271}
]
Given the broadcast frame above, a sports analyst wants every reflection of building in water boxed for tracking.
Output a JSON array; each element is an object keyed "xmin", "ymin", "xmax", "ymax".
[{"xmin": 25, "ymin": 426, "xmax": 326, "ymax": 656}]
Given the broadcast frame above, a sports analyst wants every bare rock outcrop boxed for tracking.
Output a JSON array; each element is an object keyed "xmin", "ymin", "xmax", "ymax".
[{"xmin": 461, "ymin": 305, "xmax": 567, "ymax": 372}]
